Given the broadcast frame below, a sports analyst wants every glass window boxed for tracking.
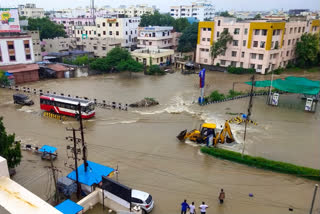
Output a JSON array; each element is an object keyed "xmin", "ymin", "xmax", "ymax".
[
  {"xmin": 254, "ymin": 29, "xmax": 260, "ymax": 35},
  {"xmin": 231, "ymin": 51, "xmax": 237, "ymax": 57},
  {"xmin": 203, "ymin": 28, "xmax": 207, "ymax": 31},
  {"xmin": 262, "ymin": 29, "xmax": 267, "ymax": 36},
  {"xmin": 217, "ymin": 32, "xmax": 220, "ymax": 37},
  {"xmin": 234, "ymin": 28, "xmax": 240, "ymax": 34},
  {"xmin": 251, "ymin": 53, "xmax": 256, "ymax": 59},
  {"xmin": 220, "ymin": 60, "xmax": 226, "ymax": 65},
  {"xmin": 244, "ymin": 28, "xmax": 248, "ymax": 35},
  {"xmin": 241, "ymin": 52, "xmax": 245, "ymax": 57},
  {"xmin": 260, "ymin": 41, "xmax": 265, "ymax": 48},
  {"xmin": 259, "ymin": 54, "xmax": 264, "ymax": 60},
  {"xmin": 257, "ymin": 65, "xmax": 262, "ymax": 69},
  {"xmin": 232, "ymin": 40, "xmax": 238, "ymax": 46},
  {"xmin": 253, "ymin": 41, "xmax": 258, "ymax": 47},
  {"xmin": 243, "ymin": 40, "xmax": 246, "ymax": 46}
]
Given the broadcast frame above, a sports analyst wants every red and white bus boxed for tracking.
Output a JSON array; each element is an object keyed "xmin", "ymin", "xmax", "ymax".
[{"xmin": 40, "ymin": 94, "xmax": 95, "ymax": 119}]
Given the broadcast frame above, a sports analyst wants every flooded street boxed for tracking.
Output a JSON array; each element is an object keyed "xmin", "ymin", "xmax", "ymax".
[{"xmin": 0, "ymin": 71, "xmax": 319, "ymax": 214}]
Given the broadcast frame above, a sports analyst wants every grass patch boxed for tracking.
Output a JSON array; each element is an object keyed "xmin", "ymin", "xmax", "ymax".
[{"xmin": 201, "ymin": 147, "xmax": 320, "ymax": 180}]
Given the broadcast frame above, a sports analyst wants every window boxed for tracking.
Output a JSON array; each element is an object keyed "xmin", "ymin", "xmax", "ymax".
[
  {"xmin": 102, "ymin": 47, "xmax": 106, "ymax": 50},
  {"xmin": 286, "ymin": 51, "xmax": 289, "ymax": 56},
  {"xmin": 126, "ymin": 31, "xmax": 128, "ymax": 35},
  {"xmin": 220, "ymin": 60, "xmax": 226, "ymax": 65},
  {"xmin": 302, "ymin": 27, "xmax": 305, "ymax": 32},
  {"xmin": 253, "ymin": 41, "xmax": 258, "ymax": 47},
  {"xmin": 116, "ymin": 22, "xmax": 119, "ymax": 27},
  {"xmin": 298, "ymin": 27, "xmax": 301, "ymax": 33},
  {"xmin": 258, "ymin": 54, "xmax": 264, "ymax": 60},
  {"xmin": 218, "ymin": 20, "xmax": 221, "ymax": 26},
  {"xmin": 203, "ymin": 28, "xmax": 207, "ymax": 31},
  {"xmin": 109, "ymin": 23, "xmax": 112, "ymax": 27},
  {"xmin": 231, "ymin": 51, "xmax": 237, "ymax": 57},
  {"xmin": 244, "ymin": 28, "xmax": 248, "ymax": 35},
  {"xmin": 132, "ymin": 198, "xmax": 143, "ymax": 204},
  {"xmin": 292, "ymin": 39, "xmax": 295, "ymax": 45},
  {"xmin": 262, "ymin": 29, "xmax": 267, "ymax": 36},
  {"xmin": 241, "ymin": 52, "xmax": 245, "ymax": 58},
  {"xmin": 102, "ymin": 22, "xmax": 105, "ymax": 27},
  {"xmin": 10, "ymin": 55, "xmax": 16, "ymax": 61},
  {"xmin": 254, "ymin": 29, "xmax": 260, "ymax": 35},
  {"xmin": 240, "ymin": 62, "xmax": 243, "ymax": 67},
  {"xmin": 250, "ymin": 64, "xmax": 255, "ymax": 69},
  {"xmin": 207, "ymin": 38, "xmax": 210, "ymax": 42},
  {"xmin": 109, "ymin": 31, "xmax": 112, "ymax": 35},
  {"xmin": 289, "ymin": 28, "xmax": 293, "ymax": 34},
  {"xmin": 294, "ymin": 27, "xmax": 297, "ymax": 33},
  {"xmin": 0, "ymin": 47, "xmax": 2, "ymax": 62},
  {"xmin": 233, "ymin": 40, "xmax": 238, "ymax": 46},
  {"xmin": 231, "ymin": 61, "xmax": 237, "ymax": 66},
  {"xmin": 7, "ymin": 42, "xmax": 14, "ymax": 50},
  {"xmin": 116, "ymin": 31, "xmax": 119, "ymax": 35},
  {"xmin": 26, "ymin": 54, "xmax": 31, "ymax": 60},
  {"xmin": 234, "ymin": 28, "xmax": 240, "ymax": 34},
  {"xmin": 208, "ymin": 28, "xmax": 211, "ymax": 31},
  {"xmin": 288, "ymin": 39, "xmax": 291, "ymax": 45},
  {"xmin": 24, "ymin": 43, "xmax": 30, "ymax": 49},
  {"xmin": 103, "ymin": 31, "xmax": 106, "ymax": 35},
  {"xmin": 272, "ymin": 30, "xmax": 276, "ymax": 36},
  {"xmin": 257, "ymin": 65, "xmax": 262, "ymax": 69},
  {"xmin": 260, "ymin": 41, "xmax": 265, "ymax": 48},
  {"xmin": 93, "ymin": 46, "xmax": 97, "ymax": 50},
  {"xmin": 243, "ymin": 40, "xmax": 246, "ymax": 46},
  {"xmin": 217, "ymin": 32, "xmax": 220, "ymax": 37},
  {"xmin": 251, "ymin": 53, "xmax": 256, "ymax": 59}
]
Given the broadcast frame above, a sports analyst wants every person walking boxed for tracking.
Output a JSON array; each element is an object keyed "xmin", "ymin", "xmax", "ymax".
[
  {"xmin": 189, "ymin": 202, "xmax": 196, "ymax": 214},
  {"xmin": 199, "ymin": 201, "xmax": 208, "ymax": 214},
  {"xmin": 181, "ymin": 199, "xmax": 189, "ymax": 214},
  {"xmin": 219, "ymin": 189, "xmax": 225, "ymax": 204}
]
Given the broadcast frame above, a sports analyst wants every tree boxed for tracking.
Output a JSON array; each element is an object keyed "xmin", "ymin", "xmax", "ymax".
[
  {"xmin": 211, "ymin": 29, "xmax": 233, "ymax": 59},
  {"xmin": 0, "ymin": 71, "xmax": 9, "ymax": 86},
  {"xmin": 28, "ymin": 17, "xmax": 66, "ymax": 40},
  {"xmin": 254, "ymin": 14, "xmax": 262, "ymax": 19},
  {"xmin": 219, "ymin": 11, "xmax": 234, "ymax": 17},
  {"xmin": 0, "ymin": 117, "xmax": 22, "ymax": 168},
  {"xmin": 296, "ymin": 33, "xmax": 320, "ymax": 67},
  {"xmin": 139, "ymin": 11, "xmax": 189, "ymax": 32},
  {"xmin": 63, "ymin": 55, "xmax": 94, "ymax": 66},
  {"xmin": 116, "ymin": 59, "xmax": 144, "ymax": 72},
  {"xmin": 177, "ymin": 22, "xmax": 199, "ymax": 53},
  {"xmin": 90, "ymin": 47, "xmax": 133, "ymax": 72}
]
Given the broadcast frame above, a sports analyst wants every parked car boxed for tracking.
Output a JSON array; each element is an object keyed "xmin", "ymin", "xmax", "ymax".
[
  {"xmin": 131, "ymin": 189, "xmax": 154, "ymax": 213},
  {"xmin": 13, "ymin": 94, "xmax": 34, "ymax": 106}
]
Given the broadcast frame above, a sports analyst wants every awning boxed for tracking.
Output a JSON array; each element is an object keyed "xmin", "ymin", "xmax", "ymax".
[
  {"xmin": 39, "ymin": 145, "xmax": 57, "ymax": 154},
  {"xmin": 55, "ymin": 199, "xmax": 83, "ymax": 214},
  {"xmin": 67, "ymin": 161, "xmax": 114, "ymax": 186}
]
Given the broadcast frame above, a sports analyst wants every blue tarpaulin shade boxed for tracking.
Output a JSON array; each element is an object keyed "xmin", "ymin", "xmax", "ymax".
[
  {"xmin": 67, "ymin": 161, "xmax": 114, "ymax": 186},
  {"xmin": 39, "ymin": 145, "xmax": 57, "ymax": 154},
  {"xmin": 55, "ymin": 199, "xmax": 83, "ymax": 214}
]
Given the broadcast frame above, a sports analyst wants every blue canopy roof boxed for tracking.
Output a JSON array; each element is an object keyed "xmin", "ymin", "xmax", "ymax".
[
  {"xmin": 39, "ymin": 145, "xmax": 57, "ymax": 154},
  {"xmin": 67, "ymin": 161, "xmax": 114, "ymax": 186},
  {"xmin": 55, "ymin": 199, "xmax": 83, "ymax": 214}
]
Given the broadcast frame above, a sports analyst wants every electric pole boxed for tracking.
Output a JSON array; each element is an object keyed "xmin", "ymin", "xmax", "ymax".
[
  {"xmin": 66, "ymin": 128, "xmax": 82, "ymax": 199},
  {"xmin": 78, "ymin": 103, "xmax": 88, "ymax": 172},
  {"xmin": 49, "ymin": 153, "xmax": 61, "ymax": 204},
  {"xmin": 242, "ymin": 74, "xmax": 255, "ymax": 157}
]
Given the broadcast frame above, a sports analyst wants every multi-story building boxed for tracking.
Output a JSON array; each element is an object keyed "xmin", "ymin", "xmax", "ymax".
[
  {"xmin": 73, "ymin": 17, "xmax": 140, "ymax": 50},
  {"xmin": 42, "ymin": 37, "xmax": 77, "ymax": 53},
  {"xmin": 196, "ymin": 17, "xmax": 320, "ymax": 74},
  {"xmin": 27, "ymin": 30, "xmax": 42, "ymax": 61},
  {"xmin": 0, "ymin": 34, "xmax": 35, "ymax": 65},
  {"xmin": 138, "ymin": 26, "xmax": 179, "ymax": 49},
  {"xmin": 51, "ymin": 17, "xmax": 95, "ymax": 36},
  {"xmin": 170, "ymin": 0, "xmax": 215, "ymax": 21},
  {"xmin": 18, "ymin": 3, "xmax": 45, "ymax": 18},
  {"xmin": 106, "ymin": 4, "xmax": 154, "ymax": 17}
]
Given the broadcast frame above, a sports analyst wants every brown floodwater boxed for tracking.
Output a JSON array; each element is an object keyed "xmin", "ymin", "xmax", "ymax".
[{"xmin": 0, "ymin": 70, "xmax": 319, "ymax": 214}]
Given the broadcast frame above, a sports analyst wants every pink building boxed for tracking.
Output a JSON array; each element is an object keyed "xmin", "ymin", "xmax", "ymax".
[
  {"xmin": 196, "ymin": 17, "xmax": 320, "ymax": 74},
  {"xmin": 51, "ymin": 17, "xmax": 95, "ymax": 36}
]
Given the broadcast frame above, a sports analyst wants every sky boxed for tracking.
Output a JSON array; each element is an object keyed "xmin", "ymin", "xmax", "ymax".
[{"xmin": 1, "ymin": 0, "xmax": 319, "ymax": 12}]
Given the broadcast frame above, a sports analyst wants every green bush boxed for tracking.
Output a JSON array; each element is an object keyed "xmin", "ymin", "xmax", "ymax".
[
  {"xmin": 201, "ymin": 147, "xmax": 320, "ymax": 180},
  {"xmin": 0, "ymin": 70, "xmax": 9, "ymax": 86},
  {"xmin": 273, "ymin": 67, "xmax": 285, "ymax": 75},
  {"xmin": 208, "ymin": 90, "xmax": 225, "ymax": 101},
  {"xmin": 116, "ymin": 59, "xmax": 144, "ymax": 72},
  {"xmin": 226, "ymin": 89, "xmax": 245, "ymax": 98},
  {"xmin": 63, "ymin": 55, "xmax": 93, "ymax": 66},
  {"xmin": 227, "ymin": 66, "xmax": 255, "ymax": 74},
  {"xmin": 146, "ymin": 65, "xmax": 165, "ymax": 75},
  {"xmin": 286, "ymin": 61, "xmax": 295, "ymax": 69}
]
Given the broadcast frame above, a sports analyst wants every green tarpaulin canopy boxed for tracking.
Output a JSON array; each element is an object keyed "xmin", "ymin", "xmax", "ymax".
[{"xmin": 245, "ymin": 76, "xmax": 320, "ymax": 95}]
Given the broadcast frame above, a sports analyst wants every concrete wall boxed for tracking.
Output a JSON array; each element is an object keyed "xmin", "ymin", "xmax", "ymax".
[{"xmin": 0, "ymin": 157, "xmax": 9, "ymax": 178}]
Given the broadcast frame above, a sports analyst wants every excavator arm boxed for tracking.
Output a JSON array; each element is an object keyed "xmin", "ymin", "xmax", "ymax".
[{"xmin": 213, "ymin": 121, "xmax": 235, "ymax": 146}]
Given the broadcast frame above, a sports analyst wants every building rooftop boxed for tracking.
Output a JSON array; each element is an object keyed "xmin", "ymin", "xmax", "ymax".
[
  {"xmin": 55, "ymin": 199, "xmax": 84, "ymax": 214},
  {"xmin": 0, "ymin": 64, "xmax": 39, "ymax": 73},
  {"xmin": 132, "ymin": 48, "xmax": 174, "ymax": 54},
  {"xmin": 0, "ymin": 176, "xmax": 62, "ymax": 214},
  {"xmin": 47, "ymin": 64, "xmax": 68, "ymax": 72}
]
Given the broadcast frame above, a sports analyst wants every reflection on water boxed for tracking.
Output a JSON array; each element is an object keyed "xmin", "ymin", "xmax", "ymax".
[{"xmin": 0, "ymin": 71, "xmax": 319, "ymax": 214}]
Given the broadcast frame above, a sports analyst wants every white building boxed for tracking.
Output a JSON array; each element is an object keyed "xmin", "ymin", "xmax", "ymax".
[
  {"xmin": 138, "ymin": 26, "xmax": 174, "ymax": 49},
  {"xmin": 18, "ymin": 3, "xmax": 45, "ymax": 18},
  {"xmin": 27, "ymin": 30, "xmax": 42, "ymax": 62},
  {"xmin": 132, "ymin": 48, "xmax": 174, "ymax": 66},
  {"xmin": 0, "ymin": 34, "xmax": 35, "ymax": 65},
  {"xmin": 170, "ymin": 0, "xmax": 215, "ymax": 21},
  {"xmin": 106, "ymin": 4, "xmax": 154, "ymax": 17},
  {"xmin": 73, "ymin": 17, "xmax": 140, "ymax": 49}
]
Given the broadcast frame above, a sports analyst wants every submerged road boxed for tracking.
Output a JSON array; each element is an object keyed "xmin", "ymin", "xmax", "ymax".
[{"xmin": 0, "ymin": 71, "xmax": 319, "ymax": 213}]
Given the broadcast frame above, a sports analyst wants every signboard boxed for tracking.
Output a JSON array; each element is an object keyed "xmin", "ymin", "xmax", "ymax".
[
  {"xmin": 0, "ymin": 8, "xmax": 20, "ymax": 33},
  {"xmin": 198, "ymin": 68, "xmax": 206, "ymax": 104},
  {"xmin": 107, "ymin": 18, "xmax": 117, "ymax": 23},
  {"xmin": 271, "ymin": 93, "xmax": 279, "ymax": 106},
  {"xmin": 305, "ymin": 98, "xmax": 313, "ymax": 111}
]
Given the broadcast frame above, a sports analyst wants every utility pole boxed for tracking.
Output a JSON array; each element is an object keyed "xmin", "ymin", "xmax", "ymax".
[
  {"xmin": 66, "ymin": 128, "xmax": 82, "ymax": 199},
  {"xmin": 309, "ymin": 184, "xmax": 318, "ymax": 214},
  {"xmin": 78, "ymin": 103, "xmax": 88, "ymax": 171},
  {"xmin": 242, "ymin": 75, "xmax": 255, "ymax": 157},
  {"xmin": 49, "ymin": 153, "xmax": 60, "ymax": 204}
]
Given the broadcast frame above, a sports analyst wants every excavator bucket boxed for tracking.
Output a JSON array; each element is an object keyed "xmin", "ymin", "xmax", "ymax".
[{"xmin": 177, "ymin": 129, "xmax": 187, "ymax": 141}]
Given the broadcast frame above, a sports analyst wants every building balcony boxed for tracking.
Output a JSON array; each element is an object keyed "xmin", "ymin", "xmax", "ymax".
[{"xmin": 138, "ymin": 35, "xmax": 173, "ymax": 41}]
